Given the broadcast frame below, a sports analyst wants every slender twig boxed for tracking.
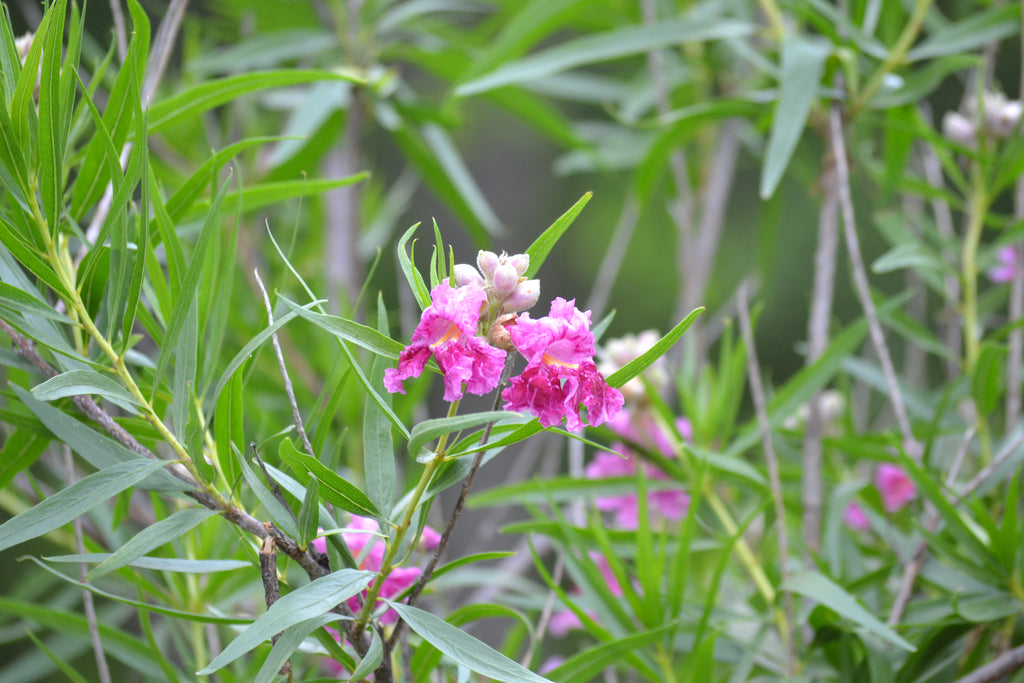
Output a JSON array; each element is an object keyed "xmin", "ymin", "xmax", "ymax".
[
  {"xmin": 951, "ymin": 643, "xmax": 1024, "ymax": 683},
  {"xmin": 521, "ymin": 555, "xmax": 565, "ymax": 668},
  {"xmin": 919, "ymin": 138, "xmax": 961, "ymax": 381},
  {"xmin": 107, "ymin": 0, "xmax": 127, "ymax": 62},
  {"xmin": 254, "ymin": 269, "xmax": 316, "ymax": 456},
  {"xmin": 251, "ymin": 442, "xmax": 299, "ymax": 527},
  {"xmin": 259, "ymin": 536, "xmax": 293, "ymax": 679},
  {"xmin": 1008, "ymin": 13, "xmax": 1024, "ymax": 427},
  {"xmin": 829, "ymin": 104, "xmax": 918, "ymax": 457},
  {"xmin": 142, "ymin": 0, "xmax": 189, "ymax": 106},
  {"xmin": 586, "ymin": 194, "xmax": 638, "ymax": 318},
  {"xmin": 802, "ymin": 161, "xmax": 839, "ymax": 553},
  {"xmin": 959, "ymin": 430, "xmax": 1024, "ymax": 500},
  {"xmin": 387, "ymin": 361, "xmax": 515, "ymax": 650},
  {"xmin": 736, "ymin": 281, "xmax": 794, "ymax": 675},
  {"xmin": 64, "ymin": 445, "xmax": 112, "ymax": 683},
  {"xmin": 888, "ymin": 427, "xmax": 974, "ymax": 625}
]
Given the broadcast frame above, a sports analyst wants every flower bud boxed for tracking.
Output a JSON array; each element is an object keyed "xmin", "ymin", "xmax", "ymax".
[
  {"xmin": 501, "ymin": 279, "xmax": 540, "ymax": 312},
  {"xmin": 491, "ymin": 263, "xmax": 519, "ymax": 297},
  {"xmin": 15, "ymin": 33, "xmax": 33, "ymax": 62},
  {"xmin": 942, "ymin": 112, "xmax": 976, "ymax": 147},
  {"xmin": 488, "ymin": 313, "xmax": 516, "ymax": 350},
  {"xmin": 477, "ymin": 250, "xmax": 499, "ymax": 278},
  {"xmin": 453, "ymin": 263, "xmax": 484, "ymax": 288},
  {"xmin": 507, "ymin": 253, "xmax": 529, "ymax": 276},
  {"xmin": 991, "ymin": 99, "xmax": 1023, "ymax": 138}
]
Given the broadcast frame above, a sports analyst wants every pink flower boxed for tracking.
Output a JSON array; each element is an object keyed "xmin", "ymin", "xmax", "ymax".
[
  {"xmin": 502, "ymin": 298, "xmax": 624, "ymax": 431},
  {"xmin": 875, "ymin": 464, "xmax": 916, "ymax": 513},
  {"xmin": 989, "ymin": 245, "xmax": 1021, "ymax": 283},
  {"xmin": 384, "ymin": 280, "xmax": 506, "ymax": 402},
  {"xmin": 843, "ymin": 502, "xmax": 870, "ymax": 532}
]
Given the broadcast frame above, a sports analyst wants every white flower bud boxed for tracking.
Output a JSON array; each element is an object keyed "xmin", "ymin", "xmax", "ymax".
[
  {"xmin": 942, "ymin": 112, "xmax": 976, "ymax": 147},
  {"xmin": 991, "ymin": 100, "xmax": 1023, "ymax": 138},
  {"xmin": 507, "ymin": 253, "xmax": 529, "ymax": 276},
  {"xmin": 491, "ymin": 264, "xmax": 519, "ymax": 297},
  {"xmin": 453, "ymin": 263, "xmax": 484, "ymax": 288},
  {"xmin": 501, "ymin": 279, "xmax": 540, "ymax": 312},
  {"xmin": 477, "ymin": 250, "xmax": 499, "ymax": 279},
  {"xmin": 15, "ymin": 33, "xmax": 32, "ymax": 62}
]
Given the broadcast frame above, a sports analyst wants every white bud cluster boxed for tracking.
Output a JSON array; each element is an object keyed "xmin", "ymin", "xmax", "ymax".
[
  {"xmin": 453, "ymin": 250, "xmax": 540, "ymax": 313},
  {"xmin": 598, "ymin": 330, "xmax": 667, "ymax": 402},
  {"xmin": 942, "ymin": 91, "xmax": 1023, "ymax": 147}
]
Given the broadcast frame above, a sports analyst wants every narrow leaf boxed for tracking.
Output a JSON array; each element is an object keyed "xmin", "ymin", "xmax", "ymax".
[
  {"xmin": 759, "ymin": 36, "xmax": 830, "ymax": 199},
  {"xmin": 197, "ymin": 569, "xmax": 374, "ymax": 674},
  {"xmin": 0, "ymin": 460, "xmax": 168, "ymax": 552},
  {"xmin": 85, "ymin": 508, "xmax": 218, "ymax": 580},
  {"xmin": 606, "ymin": 307, "xmax": 703, "ymax": 387},
  {"xmin": 385, "ymin": 601, "xmax": 552, "ymax": 683},
  {"xmin": 279, "ymin": 438, "xmax": 383, "ymax": 521},
  {"xmin": 32, "ymin": 368, "xmax": 141, "ymax": 409},
  {"xmin": 408, "ymin": 411, "xmax": 513, "ymax": 462},
  {"xmin": 524, "ymin": 192, "xmax": 592, "ymax": 277}
]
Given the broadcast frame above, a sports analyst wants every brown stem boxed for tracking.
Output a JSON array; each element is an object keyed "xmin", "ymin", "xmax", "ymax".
[{"xmin": 260, "ymin": 536, "xmax": 293, "ymax": 679}]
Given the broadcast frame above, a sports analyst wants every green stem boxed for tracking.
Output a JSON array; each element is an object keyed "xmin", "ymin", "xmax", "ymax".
[
  {"xmin": 849, "ymin": 0, "xmax": 934, "ymax": 118},
  {"xmin": 354, "ymin": 400, "xmax": 460, "ymax": 633},
  {"xmin": 962, "ymin": 165, "xmax": 993, "ymax": 463}
]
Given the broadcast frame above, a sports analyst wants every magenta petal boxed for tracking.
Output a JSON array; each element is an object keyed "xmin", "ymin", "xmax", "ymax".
[
  {"xmin": 384, "ymin": 343, "xmax": 431, "ymax": 394},
  {"xmin": 875, "ymin": 464, "xmax": 916, "ymax": 513},
  {"xmin": 577, "ymin": 361, "xmax": 624, "ymax": 428},
  {"xmin": 503, "ymin": 364, "xmax": 567, "ymax": 427}
]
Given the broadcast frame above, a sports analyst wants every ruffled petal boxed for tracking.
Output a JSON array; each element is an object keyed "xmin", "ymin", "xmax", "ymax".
[
  {"xmin": 384, "ymin": 343, "xmax": 431, "ymax": 394},
  {"xmin": 502, "ymin": 364, "xmax": 567, "ymax": 427}
]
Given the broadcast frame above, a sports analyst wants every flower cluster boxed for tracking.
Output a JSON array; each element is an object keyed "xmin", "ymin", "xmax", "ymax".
[
  {"xmin": 385, "ymin": 250, "xmax": 623, "ymax": 432},
  {"xmin": 313, "ymin": 516, "xmax": 440, "ymax": 624},
  {"xmin": 943, "ymin": 91, "xmax": 1023, "ymax": 147},
  {"xmin": 843, "ymin": 463, "xmax": 917, "ymax": 531}
]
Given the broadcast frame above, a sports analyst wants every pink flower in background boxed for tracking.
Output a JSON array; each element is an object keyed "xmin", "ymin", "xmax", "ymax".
[
  {"xmin": 989, "ymin": 245, "xmax": 1022, "ymax": 283},
  {"xmin": 313, "ymin": 516, "xmax": 440, "ymax": 625},
  {"xmin": 549, "ymin": 553, "xmax": 624, "ymax": 638},
  {"xmin": 843, "ymin": 502, "xmax": 870, "ymax": 532},
  {"xmin": 585, "ymin": 414, "xmax": 691, "ymax": 529},
  {"xmin": 384, "ymin": 280, "xmax": 506, "ymax": 401},
  {"xmin": 502, "ymin": 298, "xmax": 624, "ymax": 431},
  {"xmin": 875, "ymin": 464, "xmax": 916, "ymax": 513}
]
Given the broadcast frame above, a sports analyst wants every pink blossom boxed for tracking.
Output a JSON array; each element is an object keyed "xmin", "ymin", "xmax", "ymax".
[
  {"xmin": 989, "ymin": 245, "xmax": 1021, "ymax": 283},
  {"xmin": 875, "ymin": 464, "xmax": 916, "ymax": 513},
  {"xmin": 843, "ymin": 502, "xmax": 870, "ymax": 532},
  {"xmin": 502, "ymin": 298, "xmax": 623, "ymax": 431},
  {"xmin": 384, "ymin": 280, "xmax": 506, "ymax": 402}
]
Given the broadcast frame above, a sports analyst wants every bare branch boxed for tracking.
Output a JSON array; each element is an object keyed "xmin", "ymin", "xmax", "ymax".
[
  {"xmin": 802, "ymin": 162, "xmax": 839, "ymax": 553},
  {"xmin": 951, "ymin": 643, "xmax": 1024, "ymax": 683},
  {"xmin": 736, "ymin": 280, "xmax": 794, "ymax": 674},
  {"xmin": 829, "ymin": 104, "xmax": 919, "ymax": 457},
  {"xmin": 255, "ymin": 268, "xmax": 316, "ymax": 457}
]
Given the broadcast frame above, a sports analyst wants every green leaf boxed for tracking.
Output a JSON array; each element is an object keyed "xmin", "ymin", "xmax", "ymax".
[
  {"xmin": 148, "ymin": 69, "xmax": 365, "ymax": 132},
  {"xmin": 524, "ymin": 192, "xmax": 592, "ymax": 277},
  {"xmin": 152, "ymin": 174, "xmax": 232, "ymax": 395},
  {"xmin": 397, "ymin": 223, "xmax": 432, "ymax": 309},
  {"xmin": 31, "ymin": 368, "xmax": 142, "ymax": 411},
  {"xmin": 44, "ymin": 553, "xmax": 249, "ymax": 574},
  {"xmin": 432, "ymin": 551, "xmax": 517, "ymax": 580},
  {"xmin": 0, "ymin": 429, "xmax": 47, "ymax": 491},
  {"xmin": 364, "ymin": 295, "xmax": 397, "ymax": 514},
  {"xmin": 384, "ymin": 601, "xmax": 552, "ymax": 683},
  {"xmin": 278, "ymin": 296, "xmax": 404, "ymax": 358},
  {"xmin": 606, "ymin": 307, "xmax": 703, "ymax": 387},
  {"xmin": 181, "ymin": 174, "xmax": 370, "ymax": 222},
  {"xmin": 408, "ymin": 410, "xmax": 512, "ymax": 462},
  {"xmin": 85, "ymin": 508, "xmax": 218, "ymax": 581},
  {"xmin": 456, "ymin": 16, "xmax": 752, "ymax": 96},
  {"xmin": 0, "ymin": 459, "xmax": 168, "ymax": 552},
  {"xmin": 0, "ymin": 282, "xmax": 72, "ymax": 322},
  {"xmin": 197, "ymin": 568, "xmax": 374, "ymax": 674},
  {"xmin": 236, "ymin": 447, "xmax": 300, "ymax": 540},
  {"xmin": 279, "ymin": 438, "xmax": 384, "ymax": 521},
  {"xmin": 11, "ymin": 384, "xmax": 188, "ymax": 492},
  {"xmin": 547, "ymin": 623, "xmax": 678, "ymax": 683},
  {"xmin": 24, "ymin": 628, "xmax": 91, "ymax": 683},
  {"xmin": 253, "ymin": 614, "xmax": 348, "ymax": 683},
  {"xmin": 907, "ymin": 4, "xmax": 1021, "ymax": 61},
  {"xmin": 760, "ymin": 35, "xmax": 830, "ymax": 199},
  {"xmin": 297, "ymin": 477, "xmax": 320, "ymax": 548},
  {"xmin": 36, "ymin": 0, "xmax": 66, "ymax": 233},
  {"xmin": 781, "ymin": 570, "xmax": 916, "ymax": 651},
  {"xmin": 351, "ymin": 627, "xmax": 384, "ymax": 680},
  {"xmin": 972, "ymin": 343, "xmax": 1008, "ymax": 416}
]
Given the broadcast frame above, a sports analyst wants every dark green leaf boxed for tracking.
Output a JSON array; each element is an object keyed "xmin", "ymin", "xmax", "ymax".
[
  {"xmin": 524, "ymin": 192, "xmax": 592, "ymax": 277},
  {"xmin": 280, "ymin": 438, "xmax": 383, "ymax": 521}
]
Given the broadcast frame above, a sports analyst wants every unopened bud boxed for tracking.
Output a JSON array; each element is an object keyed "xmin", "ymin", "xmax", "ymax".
[
  {"xmin": 15, "ymin": 33, "xmax": 32, "ymax": 62},
  {"xmin": 507, "ymin": 253, "xmax": 529, "ymax": 276},
  {"xmin": 477, "ymin": 250, "xmax": 499, "ymax": 278},
  {"xmin": 491, "ymin": 264, "xmax": 519, "ymax": 297},
  {"xmin": 488, "ymin": 314, "xmax": 516, "ymax": 350},
  {"xmin": 453, "ymin": 263, "xmax": 484, "ymax": 288},
  {"xmin": 501, "ymin": 279, "xmax": 540, "ymax": 312},
  {"xmin": 942, "ymin": 112, "xmax": 976, "ymax": 147},
  {"xmin": 991, "ymin": 100, "xmax": 1023, "ymax": 138}
]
